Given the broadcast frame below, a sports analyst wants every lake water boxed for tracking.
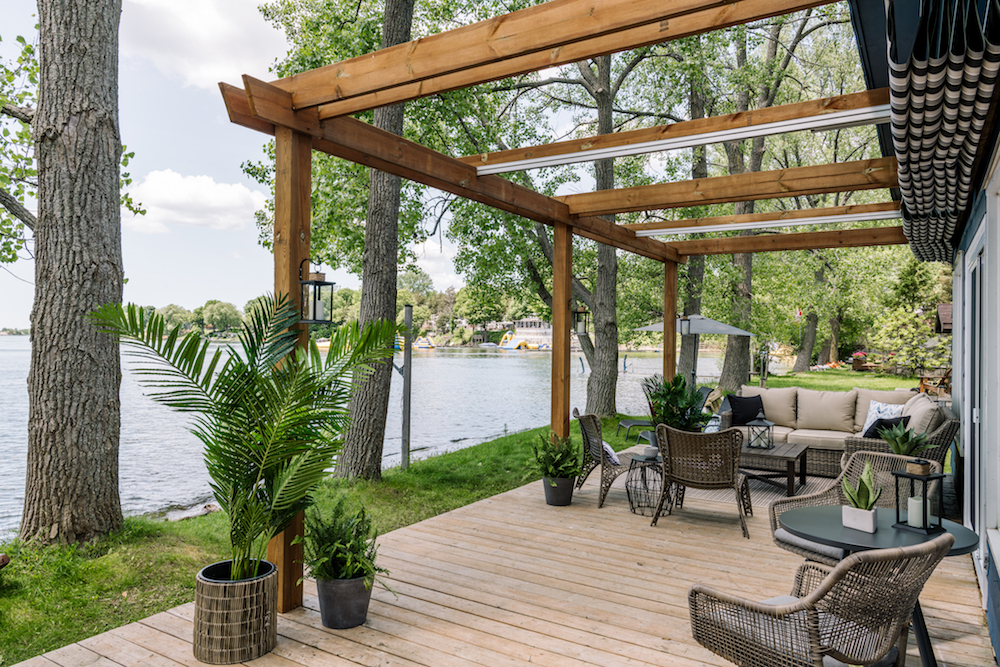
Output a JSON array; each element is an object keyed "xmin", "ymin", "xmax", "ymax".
[{"xmin": 0, "ymin": 335, "xmax": 757, "ymax": 536}]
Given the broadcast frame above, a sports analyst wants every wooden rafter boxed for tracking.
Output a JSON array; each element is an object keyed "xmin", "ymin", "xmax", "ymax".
[
  {"xmin": 460, "ymin": 89, "xmax": 890, "ymax": 173},
  {"xmin": 222, "ymin": 80, "xmax": 679, "ymax": 263},
  {"xmin": 665, "ymin": 226, "xmax": 908, "ymax": 256},
  {"xmin": 622, "ymin": 201, "xmax": 902, "ymax": 233},
  {"xmin": 556, "ymin": 158, "xmax": 898, "ymax": 216},
  {"xmin": 268, "ymin": 0, "xmax": 837, "ymax": 118}
]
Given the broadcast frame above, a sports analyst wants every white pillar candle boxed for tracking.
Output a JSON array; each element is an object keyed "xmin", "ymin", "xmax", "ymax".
[{"xmin": 908, "ymin": 496, "xmax": 925, "ymax": 528}]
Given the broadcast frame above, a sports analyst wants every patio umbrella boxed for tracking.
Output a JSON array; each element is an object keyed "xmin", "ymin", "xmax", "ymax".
[{"xmin": 634, "ymin": 316, "xmax": 754, "ymax": 386}]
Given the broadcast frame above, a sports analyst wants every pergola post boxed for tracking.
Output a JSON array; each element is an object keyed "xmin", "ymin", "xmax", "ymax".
[
  {"xmin": 663, "ymin": 260, "xmax": 677, "ymax": 379},
  {"xmin": 268, "ymin": 126, "xmax": 312, "ymax": 612},
  {"xmin": 551, "ymin": 221, "xmax": 572, "ymax": 438}
]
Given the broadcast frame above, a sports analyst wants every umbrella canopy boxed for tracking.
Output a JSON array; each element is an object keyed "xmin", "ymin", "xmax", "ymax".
[{"xmin": 634, "ymin": 315, "xmax": 754, "ymax": 337}]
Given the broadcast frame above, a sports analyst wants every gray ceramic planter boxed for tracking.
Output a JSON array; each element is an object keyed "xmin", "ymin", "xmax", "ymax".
[
  {"xmin": 316, "ymin": 576, "xmax": 372, "ymax": 629},
  {"xmin": 542, "ymin": 477, "xmax": 575, "ymax": 506}
]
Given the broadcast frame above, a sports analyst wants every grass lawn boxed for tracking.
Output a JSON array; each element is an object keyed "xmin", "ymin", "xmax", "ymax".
[{"xmin": 761, "ymin": 367, "xmax": 920, "ymax": 393}]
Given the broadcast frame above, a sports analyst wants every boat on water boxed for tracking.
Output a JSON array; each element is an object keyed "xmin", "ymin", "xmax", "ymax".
[{"xmin": 498, "ymin": 330, "xmax": 551, "ymax": 350}]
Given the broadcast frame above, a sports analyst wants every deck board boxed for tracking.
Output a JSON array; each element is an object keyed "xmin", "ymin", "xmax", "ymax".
[{"xmin": 16, "ymin": 479, "xmax": 994, "ymax": 667}]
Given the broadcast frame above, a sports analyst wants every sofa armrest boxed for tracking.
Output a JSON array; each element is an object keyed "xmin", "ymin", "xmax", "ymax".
[{"xmin": 720, "ymin": 410, "xmax": 733, "ymax": 430}]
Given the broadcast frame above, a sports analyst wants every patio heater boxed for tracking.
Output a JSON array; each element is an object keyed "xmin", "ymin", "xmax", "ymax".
[
  {"xmin": 746, "ymin": 410, "xmax": 775, "ymax": 449},
  {"xmin": 299, "ymin": 259, "xmax": 336, "ymax": 325}
]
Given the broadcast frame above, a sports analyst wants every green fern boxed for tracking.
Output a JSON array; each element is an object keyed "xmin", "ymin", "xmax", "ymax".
[
  {"xmin": 530, "ymin": 434, "xmax": 582, "ymax": 481},
  {"xmin": 295, "ymin": 498, "xmax": 388, "ymax": 590}
]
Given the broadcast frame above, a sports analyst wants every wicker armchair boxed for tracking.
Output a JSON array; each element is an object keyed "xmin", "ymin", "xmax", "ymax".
[
  {"xmin": 689, "ymin": 532, "xmax": 954, "ymax": 667},
  {"xmin": 574, "ymin": 408, "xmax": 650, "ymax": 508},
  {"xmin": 652, "ymin": 424, "xmax": 752, "ymax": 538},
  {"xmin": 769, "ymin": 451, "xmax": 942, "ymax": 565},
  {"xmin": 842, "ymin": 407, "xmax": 959, "ymax": 470}
]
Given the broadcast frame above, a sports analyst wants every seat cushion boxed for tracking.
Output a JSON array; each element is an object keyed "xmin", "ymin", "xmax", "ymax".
[
  {"xmin": 774, "ymin": 528, "xmax": 846, "ymax": 560},
  {"xmin": 787, "ymin": 429, "xmax": 853, "ymax": 450},
  {"xmin": 797, "ymin": 389, "xmax": 857, "ymax": 432},
  {"xmin": 740, "ymin": 385, "xmax": 797, "ymax": 428},
  {"xmin": 853, "ymin": 387, "xmax": 915, "ymax": 432}
]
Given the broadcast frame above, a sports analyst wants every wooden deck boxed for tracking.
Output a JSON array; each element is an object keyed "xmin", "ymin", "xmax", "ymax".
[{"xmin": 15, "ymin": 479, "xmax": 994, "ymax": 667}]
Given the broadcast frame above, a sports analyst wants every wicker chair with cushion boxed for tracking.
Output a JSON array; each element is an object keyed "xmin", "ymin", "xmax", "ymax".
[
  {"xmin": 652, "ymin": 424, "xmax": 752, "ymax": 538},
  {"xmin": 574, "ymin": 408, "xmax": 649, "ymax": 508},
  {"xmin": 689, "ymin": 532, "xmax": 954, "ymax": 667},
  {"xmin": 769, "ymin": 451, "xmax": 942, "ymax": 566},
  {"xmin": 842, "ymin": 405, "xmax": 959, "ymax": 471}
]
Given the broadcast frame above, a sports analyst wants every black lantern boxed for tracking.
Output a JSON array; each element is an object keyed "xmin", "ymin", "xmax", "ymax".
[
  {"xmin": 678, "ymin": 315, "xmax": 691, "ymax": 336},
  {"xmin": 573, "ymin": 306, "xmax": 590, "ymax": 335},
  {"xmin": 891, "ymin": 469, "xmax": 946, "ymax": 535},
  {"xmin": 299, "ymin": 259, "xmax": 335, "ymax": 325},
  {"xmin": 746, "ymin": 410, "xmax": 774, "ymax": 449}
]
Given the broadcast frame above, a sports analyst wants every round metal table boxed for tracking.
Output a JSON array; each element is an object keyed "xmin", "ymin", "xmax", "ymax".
[{"xmin": 779, "ymin": 505, "xmax": 979, "ymax": 667}]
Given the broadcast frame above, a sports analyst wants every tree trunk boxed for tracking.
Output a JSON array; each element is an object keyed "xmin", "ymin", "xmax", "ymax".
[
  {"xmin": 792, "ymin": 312, "xmax": 819, "ymax": 372},
  {"xmin": 678, "ymin": 76, "xmax": 707, "ymax": 386},
  {"xmin": 20, "ymin": 0, "xmax": 124, "ymax": 544},
  {"xmin": 718, "ymin": 237, "xmax": 753, "ymax": 392},
  {"xmin": 817, "ymin": 336, "xmax": 833, "ymax": 366},
  {"xmin": 340, "ymin": 0, "xmax": 415, "ymax": 480},
  {"xmin": 584, "ymin": 56, "xmax": 618, "ymax": 417}
]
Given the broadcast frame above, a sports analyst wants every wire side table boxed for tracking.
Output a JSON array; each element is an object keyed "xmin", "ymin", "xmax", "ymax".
[{"xmin": 625, "ymin": 455, "xmax": 664, "ymax": 516}]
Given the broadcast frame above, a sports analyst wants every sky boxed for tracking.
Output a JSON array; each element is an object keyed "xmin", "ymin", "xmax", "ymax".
[{"xmin": 0, "ymin": 0, "xmax": 464, "ymax": 329}]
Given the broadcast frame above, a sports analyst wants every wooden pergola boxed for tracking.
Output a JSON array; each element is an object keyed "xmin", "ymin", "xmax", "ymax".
[{"xmin": 220, "ymin": 0, "xmax": 908, "ymax": 610}]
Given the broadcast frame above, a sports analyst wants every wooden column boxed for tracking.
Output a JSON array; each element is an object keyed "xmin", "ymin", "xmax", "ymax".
[
  {"xmin": 551, "ymin": 221, "xmax": 572, "ymax": 439},
  {"xmin": 663, "ymin": 260, "xmax": 677, "ymax": 379},
  {"xmin": 268, "ymin": 126, "xmax": 312, "ymax": 612}
]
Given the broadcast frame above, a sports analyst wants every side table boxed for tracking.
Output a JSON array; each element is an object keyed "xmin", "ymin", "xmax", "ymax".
[{"xmin": 624, "ymin": 455, "xmax": 663, "ymax": 516}]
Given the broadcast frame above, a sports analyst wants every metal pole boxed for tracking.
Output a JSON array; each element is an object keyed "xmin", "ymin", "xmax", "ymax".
[{"xmin": 402, "ymin": 305, "xmax": 412, "ymax": 470}]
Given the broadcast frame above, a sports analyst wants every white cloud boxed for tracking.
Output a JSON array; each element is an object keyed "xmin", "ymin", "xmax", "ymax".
[
  {"xmin": 121, "ymin": 0, "xmax": 288, "ymax": 90},
  {"xmin": 412, "ymin": 241, "xmax": 464, "ymax": 292},
  {"xmin": 124, "ymin": 169, "xmax": 266, "ymax": 234}
]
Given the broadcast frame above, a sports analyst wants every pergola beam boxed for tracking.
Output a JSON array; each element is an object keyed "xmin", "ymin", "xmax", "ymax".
[
  {"xmin": 461, "ymin": 89, "xmax": 890, "ymax": 175},
  {"xmin": 556, "ymin": 158, "xmax": 898, "ymax": 216},
  {"xmin": 284, "ymin": 0, "xmax": 838, "ymax": 119},
  {"xmin": 667, "ymin": 226, "xmax": 908, "ymax": 256},
  {"xmin": 624, "ymin": 201, "xmax": 902, "ymax": 235},
  {"xmin": 224, "ymin": 79, "xmax": 679, "ymax": 262}
]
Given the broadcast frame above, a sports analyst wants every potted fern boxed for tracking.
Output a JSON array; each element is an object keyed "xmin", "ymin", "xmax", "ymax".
[
  {"xmin": 877, "ymin": 422, "xmax": 933, "ymax": 474},
  {"xmin": 842, "ymin": 460, "xmax": 882, "ymax": 533},
  {"xmin": 297, "ymin": 498, "xmax": 389, "ymax": 629},
  {"xmin": 642, "ymin": 373, "xmax": 711, "ymax": 432},
  {"xmin": 90, "ymin": 295, "xmax": 395, "ymax": 663},
  {"xmin": 530, "ymin": 434, "xmax": 582, "ymax": 505}
]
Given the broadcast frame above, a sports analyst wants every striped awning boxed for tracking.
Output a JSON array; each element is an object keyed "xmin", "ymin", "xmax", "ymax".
[{"xmin": 889, "ymin": 0, "xmax": 1000, "ymax": 263}]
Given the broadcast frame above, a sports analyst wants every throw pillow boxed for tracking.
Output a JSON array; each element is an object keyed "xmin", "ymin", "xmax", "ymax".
[
  {"xmin": 602, "ymin": 441, "xmax": 621, "ymax": 466},
  {"xmin": 862, "ymin": 415, "xmax": 911, "ymax": 439},
  {"xmin": 902, "ymin": 394, "xmax": 945, "ymax": 434},
  {"xmin": 729, "ymin": 394, "xmax": 764, "ymax": 426},
  {"xmin": 861, "ymin": 400, "xmax": 906, "ymax": 435}
]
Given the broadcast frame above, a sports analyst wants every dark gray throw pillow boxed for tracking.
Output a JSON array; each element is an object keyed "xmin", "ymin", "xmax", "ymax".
[
  {"xmin": 729, "ymin": 395, "xmax": 764, "ymax": 426},
  {"xmin": 863, "ymin": 415, "xmax": 911, "ymax": 439}
]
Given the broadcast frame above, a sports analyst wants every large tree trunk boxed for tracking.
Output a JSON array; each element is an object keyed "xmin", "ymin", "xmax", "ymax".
[
  {"xmin": 20, "ymin": 0, "xmax": 124, "ymax": 543},
  {"xmin": 678, "ymin": 77, "xmax": 707, "ymax": 386},
  {"xmin": 718, "ymin": 236, "xmax": 753, "ymax": 392},
  {"xmin": 584, "ymin": 55, "xmax": 618, "ymax": 416},
  {"xmin": 792, "ymin": 312, "xmax": 819, "ymax": 372},
  {"xmin": 340, "ymin": 0, "xmax": 415, "ymax": 480}
]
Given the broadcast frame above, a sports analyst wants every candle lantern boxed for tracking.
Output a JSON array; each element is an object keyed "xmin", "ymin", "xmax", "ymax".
[
  {"xmin": 678, "ymin": 315, "xmax": 691, "ymax": 337},
  {"xmin": 573, "ymin": 306, "xmax": 590, "ymax": 335},
  {"xmin": 299, "ymin": 260, "xmax": 336, "ymax": 325},
  {"xmin": 891, "ymin": 469, "xmax": 946, "ymax": 534},
  {"xmin": 746, "ymin": 410, "xmax": 775, "ymax": 449}
]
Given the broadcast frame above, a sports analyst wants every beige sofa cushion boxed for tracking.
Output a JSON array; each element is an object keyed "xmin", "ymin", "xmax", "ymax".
[
  {"xmin": 902, "ymin": 394, "xmax": 945, "ymax": 434},
  {"xmin": 786, "ymin": 429, "xmax": 854, "ymax": 451},
  {"xmin": 731, "ymin": 425, "xmax": 793, "ymax": 445},
  {"xmin": 796, "ymin": 389, "xmax": 857, "ymax": 432},
  {"xmin": 740, "ymin": 385, "xmax": 797, "ymax": 428},
  {"xmin": 853, "ymin": 388, "xmax": 916, "ymax": 432}
]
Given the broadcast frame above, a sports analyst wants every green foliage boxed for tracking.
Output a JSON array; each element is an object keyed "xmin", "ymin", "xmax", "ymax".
[
  {"xmin": 529, "ymin": 434, "xmax": 581, "ymax": 481},
  {"xmin": 642, "ymin": 373, "xmax": 710, "ymax": 432},
  {"xmin": 454, "ymin": 284, "xmax": 505, "ymax": 329},
  {"xmin": 842, "ymin": 460, "xmax": 881, "ymax": 510},
  {"xmin": 88, "ymin": 294, "xmax": 397, "ymax": 580},
  {"xmin": 201, "ymin": 301, "xmax": 242, "ymax": 332},
  {"xmin": 869, "ymin": 307, "xmax": 950, "ymax": 376},
  {"xmin": 0, "ymin": 31, "xmax": 38, "ymax": 262},
  {"xmin": 154, "ymin": 304, "xmax": 193, "ymax": 330},
  {"xmin": 877, "ymin": 421, "xmax": 931, "ymax": 457},
  {"xmin": 295, "ymin": 498, "xmax": 387, "ymax": 589}
]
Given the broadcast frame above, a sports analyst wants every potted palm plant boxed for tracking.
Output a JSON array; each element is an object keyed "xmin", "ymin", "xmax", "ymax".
[
  {"xmin": 297, "ymin": 497, "xmax": 389, "ymax": 629},
  {"xmin": 842, "ymin": 460, "xmax": 882, "ymax": 533},
  {"xmin": 90, "ymin": 295, "xmax": 395, "ymax": 664},
  {"xmin": 530, "ymin": 434, "xmax": 581, "ymax": 506}
]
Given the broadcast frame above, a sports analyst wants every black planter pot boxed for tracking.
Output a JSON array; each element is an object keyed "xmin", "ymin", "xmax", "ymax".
[
  {"xmin": 315, "ymin": 576, "xmax": 373, "ymax": 629},
  {"xmin": 193, "ymin": 559, "xmax": 278, "ymax": 664},
  {"xmin": 542, "ymin": 477, "xmax": 575, "ymax": 506}
]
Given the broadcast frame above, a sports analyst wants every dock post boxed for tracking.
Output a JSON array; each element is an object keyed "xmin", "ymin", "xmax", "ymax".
[{"xmin": 402, "ymin": 304, "xmax": 412, "ymax": 470}]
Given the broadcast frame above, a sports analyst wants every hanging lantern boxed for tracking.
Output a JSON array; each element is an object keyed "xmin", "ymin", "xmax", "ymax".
[
  {"xmin": 573, "ymin": 306, "xmax": 590, "ymax": 335},
  {"xmin": 892, "ymin": 468, "xmax": 946, "ymax": 535},
  {"xmin": 746, "ymin": 410, "xmax": 775, "ymax": 449},
  {"xmin": 678, "ymin": 315, "xmax": 691, "ymax": 336},
  {"xmin": 299, "ymin": 259, "xmax": 335, "ymax": 325}
]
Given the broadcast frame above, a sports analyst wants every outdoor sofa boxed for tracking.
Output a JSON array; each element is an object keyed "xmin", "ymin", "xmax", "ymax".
[{"xmin": 720, "ymin": 386, "xmax": 957, "ymax": 477}]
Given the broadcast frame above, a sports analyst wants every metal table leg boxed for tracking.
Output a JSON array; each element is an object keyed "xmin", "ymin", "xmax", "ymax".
[{"xmin": 912, "ymin": 600, "xmax": 938, "ymax": 667}]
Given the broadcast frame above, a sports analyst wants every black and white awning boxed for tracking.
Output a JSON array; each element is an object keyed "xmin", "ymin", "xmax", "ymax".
[{"xmin": 889, "ymin": 0, "xmax": 1000, "ymax": 262}]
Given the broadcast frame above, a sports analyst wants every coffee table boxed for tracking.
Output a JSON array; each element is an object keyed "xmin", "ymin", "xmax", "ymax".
[
  {"xmin": 779, "ymin": 505, "xmax": 978, "ymax": 667},
  {"xmin": 739, "ymin": 441, "xmax": 808, "ymax": 496}
]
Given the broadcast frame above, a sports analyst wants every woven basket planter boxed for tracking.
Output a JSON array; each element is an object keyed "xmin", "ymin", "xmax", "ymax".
[{"xmin": 193, "ymin": 560, "xmax": 278, "ymax": 664}]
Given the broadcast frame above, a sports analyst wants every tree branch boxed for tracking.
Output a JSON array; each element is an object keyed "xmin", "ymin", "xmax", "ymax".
[
  {"xmin": 612, "ymin": 47, "xmax": 651, "ymax": 98},
  {"xmin": 1, "ymin": 103, "xmax": 34, "ymax": 124},
  {"xmin": 492, "ymin": 77, "xmax": 585, "ymax": 93},
  {"xmin": 0, "ymin": 185, "xmax": 36, "ymax": 231}
]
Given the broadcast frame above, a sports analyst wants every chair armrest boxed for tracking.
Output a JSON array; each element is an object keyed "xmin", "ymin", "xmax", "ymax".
[
  {"xmin": 791, "ymin": 561, "xmax": 833, "ymax": 599},
  {"xmin": 769, "ymin": 484, "xmax": 842, "ymax": 533},
  {"xmin": 719, "ymin": 410, "xmax": 733, "ymax": 430}
]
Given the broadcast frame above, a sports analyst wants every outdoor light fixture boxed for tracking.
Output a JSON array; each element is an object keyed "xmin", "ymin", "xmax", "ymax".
[
  {"xmin": 299, "ymin": 259, "xmax": 336, "ymax": 325},
  {"xmin": 573, "ymin": 306, "xmax": 590, "ymax": 335},
  {"xmin": 892, "ymin": 469, "xmax": 946, "ymax": 535},
  {"xmin": 746, "ymin": 410, "xmax": 775, "ymax": 449},
  {"xmin": 633, "ymin": 208, "xmax": 903, "ymax": 237},
  {"xmin": 678, "ymin": 315, "xmax": 691, "ymax": 337}
]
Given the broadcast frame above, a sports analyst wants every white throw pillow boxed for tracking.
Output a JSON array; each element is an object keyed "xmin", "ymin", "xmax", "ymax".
[
  {"xmin": 861, "ymin": 400, "xmax": 905, "ymax": 435},
  {"xmin": 602, "ymin": 441, "xmax": 621, "ymax": 466}
]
